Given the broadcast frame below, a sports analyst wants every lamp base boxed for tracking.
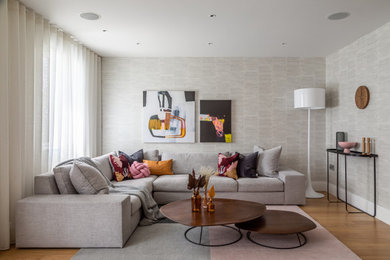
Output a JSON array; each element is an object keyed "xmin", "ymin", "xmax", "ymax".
[{"xmin": 305, "ymin": 185, "xmax": 324, "ymax": 199}]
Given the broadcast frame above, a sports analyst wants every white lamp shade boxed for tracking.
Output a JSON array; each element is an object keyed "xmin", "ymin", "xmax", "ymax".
[{"xmin": 294, "ymin": 88, "xmax": 325, "ymax": 109}]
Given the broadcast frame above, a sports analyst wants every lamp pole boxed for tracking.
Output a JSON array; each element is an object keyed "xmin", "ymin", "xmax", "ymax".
[{"xmin": 306, "ymin": 108, "xmax": 324, "ymax": 198}]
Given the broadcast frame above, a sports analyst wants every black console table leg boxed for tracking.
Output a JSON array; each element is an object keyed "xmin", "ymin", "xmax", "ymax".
[
  {"xmin": 327, "ymin": 151, "xmax": 341, "ymax": 203},
  {"xmin": 344, "ymin": 155, "xmax": 376, "ymax": 217}
]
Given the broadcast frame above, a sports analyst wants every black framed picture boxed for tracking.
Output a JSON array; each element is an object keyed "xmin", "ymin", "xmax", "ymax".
[{"xmin": 200, "ymin": 100, "xmax": 231, "ymax": 143}]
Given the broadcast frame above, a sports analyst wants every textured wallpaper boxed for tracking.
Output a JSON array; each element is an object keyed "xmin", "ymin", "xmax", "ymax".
[
  {"xmin": 102, "ymin": 57, "xmax": 326, "ymax": 181},
  {"xmin": 326, "ymin": 22, "xmax": 390, "ymax": 210}
]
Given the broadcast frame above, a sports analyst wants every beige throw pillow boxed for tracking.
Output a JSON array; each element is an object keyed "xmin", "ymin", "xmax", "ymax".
[
  {"xmin": 253, "ymin": 145, "xmax": 282, "ymax": 177},
  {"xmin": 70, "ymin": 161, "xmax": 109, "ymax": 194}
]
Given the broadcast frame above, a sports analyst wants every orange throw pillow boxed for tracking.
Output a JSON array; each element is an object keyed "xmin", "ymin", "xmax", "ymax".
[{"xmin": 143, "ymin": 159, "xmax": 174, "ymax": 175}]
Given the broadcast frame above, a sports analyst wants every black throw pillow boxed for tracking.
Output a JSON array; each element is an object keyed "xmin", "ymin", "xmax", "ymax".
[
  {"xmin": 118, "ymin": 149, "xmax": 144, "ymax": 166},
  {"xmin": 237, "ymin": 152, "xmax": 258, "ymax": 178}
]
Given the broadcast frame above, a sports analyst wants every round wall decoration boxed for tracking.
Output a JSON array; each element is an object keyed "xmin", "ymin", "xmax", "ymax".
[{"xmin": 355, "ymin": 86, "xmax": 370, "ymax": 109}]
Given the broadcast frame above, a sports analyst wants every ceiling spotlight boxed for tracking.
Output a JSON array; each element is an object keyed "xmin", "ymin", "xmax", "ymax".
[
  {"xmin": 281, "ymin": 42, "xmax": 287, "ymax": 46},
  {"xmin": 80, "ymin": 12, "xmax": 100, "ymax": 20},
  {"xmin": 136, "ymin": 42, "xmax": 141, "ymax": 45},
  {"xmin": 209, "ymin": 14, "xmax": 216, "ymax": 18},
  {"xmin": 208, "ymin": 42, "xmax": 213, "ymax": 45},
  {"xmin": 102, "ymin": 29, "xmax": 107, "ymax": 32},
  {"xmin": 327, "ymin": 12, "xmax": 350, "ymax": 20}
]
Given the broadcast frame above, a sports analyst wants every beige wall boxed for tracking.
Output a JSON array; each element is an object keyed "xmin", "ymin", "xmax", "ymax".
[
  {"xmin": 326, "ymin": 22, "xmax": 390, "ymax": 212},
  {"xmin": 102, "ymin": 57, "xmax": 326, "ymax": 181}
]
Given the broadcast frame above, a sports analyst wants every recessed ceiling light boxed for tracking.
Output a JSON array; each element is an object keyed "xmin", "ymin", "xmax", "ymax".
[
  {"xmin": 80, "ymin": 12, "xmax": 100, "ymax": 20},
  {"xmin": 102, "ymin": 29, "xmax": 107, "ymax": 32},
  {"xmin": 327, "ymin": 12, "xmax": 350, "ymax": 20},
  {"xmin": 209, "ymin": 14, "xmax": 216, "ymax": 18},
  {"xmin": 136, "ymin": 42, "xmax": 141, "ymax": 45},
  {"xmin": 208, "ymin": 42, "xmax": 213, "ymax": 45},
  {"xmin": 281, "ymin": 42, "xmax": 287, "ymax": 46}
]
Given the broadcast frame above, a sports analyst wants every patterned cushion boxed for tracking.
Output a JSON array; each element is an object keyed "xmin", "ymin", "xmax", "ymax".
[
  {"xmin": 109, "ymin": 154, "xmax": 131, "ymax": 182},
  {"xmin": 215, "ymin": 153, "xmax": 239, "ymax": 180},
  {"xmin": 130, "ymin": 161, "xmax": 151, "ymax": 179}
]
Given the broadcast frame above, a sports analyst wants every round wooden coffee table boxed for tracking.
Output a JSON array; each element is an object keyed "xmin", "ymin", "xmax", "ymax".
[
  {"xmin": 235, "ymin": 210, "xmax": 317, "ymax": 249},
  {"xmin": 160, "ymin": 198, "xmax": 266, "ymax": 247}
]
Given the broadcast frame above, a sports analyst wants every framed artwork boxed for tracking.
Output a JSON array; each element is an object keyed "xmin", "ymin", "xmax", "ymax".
[
  {"xmin": 143, "ymin": 90, "xmax": 195, "ymax": 143},
  {"xmin": 200, "ymin": 100, "xmax": 232, "ymax": 143}
]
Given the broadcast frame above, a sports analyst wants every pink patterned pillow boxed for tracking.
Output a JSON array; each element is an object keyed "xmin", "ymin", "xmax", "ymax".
[{"xmin": 130, "ymin": 161, "xmax": 151, "ymax": 179}]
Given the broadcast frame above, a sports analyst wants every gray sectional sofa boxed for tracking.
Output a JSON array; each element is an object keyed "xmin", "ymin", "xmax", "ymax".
[{"xmin": 16, "ymin": 150, "xmax": 305, "ymax": 248}]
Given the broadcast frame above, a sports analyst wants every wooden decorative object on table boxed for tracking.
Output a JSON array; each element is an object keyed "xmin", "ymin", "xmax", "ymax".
[
  {"xmin": 355, "ymin": 86, "xmax": 370, "ymax": 109},
  {"xmin": 207, "ymin": 185, "xmax": 215, "ymax": 212},
  {"xmin": 362, "ymin": 137, "xmax": 366, "ymax": 155},
  {"xmin": 187, "ymin": 169, "xmax": 206, "ymax": 212},
  {"xmin": 199, "ymin": 166, "xmax": 215, "ymax": 209},
  {"xmin": 367, "ymin": 138, "xmax": 371, "ymax": 155}
]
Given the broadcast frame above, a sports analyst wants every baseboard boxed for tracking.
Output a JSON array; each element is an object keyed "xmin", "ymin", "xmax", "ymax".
[{"xmin": 312, "ymin": 181, "xmax": 390, "ymax": 226}]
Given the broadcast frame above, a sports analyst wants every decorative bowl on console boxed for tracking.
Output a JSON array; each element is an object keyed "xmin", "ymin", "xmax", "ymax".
[{"xmin": 338, "ymin": 142, "xmax": 357, "ymax": 154}]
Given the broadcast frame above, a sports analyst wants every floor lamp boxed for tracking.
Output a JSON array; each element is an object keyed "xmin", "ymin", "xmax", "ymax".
[{"xmin": 294, "ymin": 88, "xmax": 325, "ymax": 198}]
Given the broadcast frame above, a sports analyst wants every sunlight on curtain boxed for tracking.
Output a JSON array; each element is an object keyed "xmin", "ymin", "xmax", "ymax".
[{"xmin": 0, "ymin": 0, "xmax": 101, "ymax": 250}]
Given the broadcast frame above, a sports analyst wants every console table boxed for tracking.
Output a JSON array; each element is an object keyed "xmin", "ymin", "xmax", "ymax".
[{"xmin": 326, "ymin": 148, "xmax": 378, "ymax": 217}]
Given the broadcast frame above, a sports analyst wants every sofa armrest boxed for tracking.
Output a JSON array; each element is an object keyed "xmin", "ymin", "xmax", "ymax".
[
  {"xmin": 278, "ymin": 168, "xmax": 306, "ymax": 205},
  {"xmin": 34, "ymin": 172, "xmax": 59, "ymax": 194},
  {"xmin": 16, "ymin": 194, "xmax": 132, "ymax": 248}
]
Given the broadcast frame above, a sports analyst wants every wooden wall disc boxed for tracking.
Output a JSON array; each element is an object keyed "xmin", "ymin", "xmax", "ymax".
[{"xmin": 355, "ymin": 86, "xmax": 370, "ymax": 109}]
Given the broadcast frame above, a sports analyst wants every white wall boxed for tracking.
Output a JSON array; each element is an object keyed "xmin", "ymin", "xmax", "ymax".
[
  {"xmin": 102, "ymin": 57, "xmax": 326, "ymax": 182},
  {"xmin": 326, "ymin": 22, "xmax": 390, "ymax": 217}
]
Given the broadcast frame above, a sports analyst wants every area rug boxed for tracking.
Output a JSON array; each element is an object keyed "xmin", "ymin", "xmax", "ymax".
[{"xmin": 72, "ymin": 206, "xmax": 361, "ymax": 260}]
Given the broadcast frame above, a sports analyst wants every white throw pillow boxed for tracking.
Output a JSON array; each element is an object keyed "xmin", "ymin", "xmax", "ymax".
[
  {"xmin": 70, "ymin": 161, "xmax": 109, "ymax": 194},
  {"xmin": 253, "ymin": 145, "xmax": 282, "ymax": 177}
]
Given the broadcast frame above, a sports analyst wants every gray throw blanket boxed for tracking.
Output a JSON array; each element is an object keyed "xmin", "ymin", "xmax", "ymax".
[{"xmin": 56, "ymin": 157, "xmax": 164, "ymax": 225}]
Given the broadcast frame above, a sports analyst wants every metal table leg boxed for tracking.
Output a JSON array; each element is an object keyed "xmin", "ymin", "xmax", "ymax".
[{"xmin": 344, "ymin": 155, "xmax": 376, "ymax": 217}]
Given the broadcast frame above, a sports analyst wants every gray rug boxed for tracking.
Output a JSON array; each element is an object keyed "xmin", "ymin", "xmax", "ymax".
[
  {"xmin": 72, "ymin": 223, "xmax": 210, "ymax": 260},
  {"xmin": 73, "ymin": 206, "xmax": 361, "ymax": 260}
]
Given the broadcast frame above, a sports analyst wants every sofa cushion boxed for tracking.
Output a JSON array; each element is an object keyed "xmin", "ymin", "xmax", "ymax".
[
  {"xmin": 161, "ymin": 152, "xmax": 219, "ymax": 174},
  {"xmin": 70, "ymin": 161, "xmax": 109, "ymax": 194},
  {"xmin": 153, "ymin": 175, "xmax": 188, "ymax": 192},
  {"xmin": 144, "ymin": 159, "xmax": 173, "ymax": 175},
  {"xmin": 254, "ymin": 145, "xmax": 282, "ymax": 177},
  {"xmin": 144, "ymin": 149, "xmax": 159, "ymax": 161},
  {"xmin": 109, "ymin": 154, "xmax": 133, "ymax": 182},
  {"xmin": 237, "ymin": 152, "xmax": 258, "ymax": 178},
  {"xmin": 208, "ymin": 176, "xmax": 238, "ymax": 192},
  {"xmin": 215, "ymin": 153, "xmax": 239, "ymax": 180},
  {"xmin": 112, "ymin": 175, "xmax": 158, "ymax": 193},
  {"xmin": 118, "ymin": 149, "xmax": 143, "ymax": 165},
  {"xmin": 92, "ymin": 152, "xmax": 115, "ymax": 181},
  {"xmin": 53, "ymin": 165, "xmax": 77, "ymax": 194},
  {"xmin": 237, "ymin": 177, "xmax": 284, "ymax": 192}
]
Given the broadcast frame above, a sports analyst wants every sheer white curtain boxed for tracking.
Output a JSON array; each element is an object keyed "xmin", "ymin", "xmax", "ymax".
[{"xmin": 0, "ymin": 0, "xmax": 101, "ymax": 250}]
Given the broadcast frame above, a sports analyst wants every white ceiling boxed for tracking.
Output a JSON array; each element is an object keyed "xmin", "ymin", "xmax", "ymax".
[{"xmin": 21, "ymin": 0, "xmax": 390, "ymax": 57}]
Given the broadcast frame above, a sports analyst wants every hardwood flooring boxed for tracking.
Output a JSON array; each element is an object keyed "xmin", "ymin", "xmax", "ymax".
[{"xmin": 1, "ymin": 193, "xmax": 390, "ymax": 260}]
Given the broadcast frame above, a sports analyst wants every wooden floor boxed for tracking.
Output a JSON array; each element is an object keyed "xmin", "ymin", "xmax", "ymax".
[{"xmin": 1, "ymin": 193, "xmax": 390, "ymax": 260}]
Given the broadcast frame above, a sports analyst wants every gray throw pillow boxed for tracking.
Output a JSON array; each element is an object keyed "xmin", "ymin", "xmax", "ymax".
[
  {"xmin": 92, "ymin": 152, "xmax": 115, "ymax": 181},
  {"xmin": 70, "ymin": 161, "xmax": 109, "ymax": 194},
  {"xmin": 144, "ymin": 149, "xmax": 159, "ymax": 161},
  {"xmin": 53, "ymin": 165, "xmax": 78, "ymax": 194},
  {"xmin": 253, "ymin": 145, "xmax": 282, "ymax": 177}
]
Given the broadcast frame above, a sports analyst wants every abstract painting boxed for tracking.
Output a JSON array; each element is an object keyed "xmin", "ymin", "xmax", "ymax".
[
  {"xmin": 143, "ymin": 91, "xmax": 195, "ymax": 143},
  {"xmin": 200, "ymin": 100, "xmax": 231, "ymax": 143}
]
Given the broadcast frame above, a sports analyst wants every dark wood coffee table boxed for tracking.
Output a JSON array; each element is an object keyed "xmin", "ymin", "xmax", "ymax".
[
  {"xmin": 160, "ymin": 198, "xmax": 266, "ymax": 247},
  {"xmin": 236, "ymin": 210, "xmax": 317, "ymax": 249}
]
